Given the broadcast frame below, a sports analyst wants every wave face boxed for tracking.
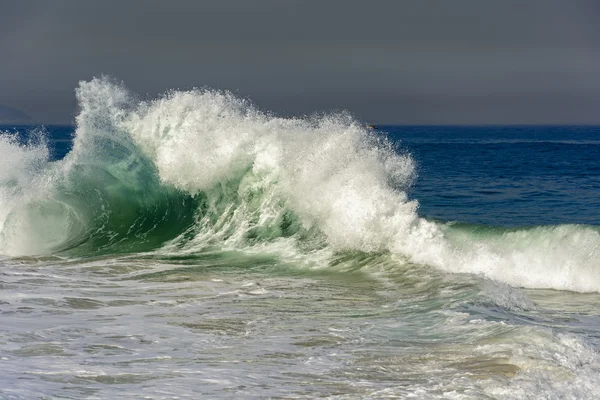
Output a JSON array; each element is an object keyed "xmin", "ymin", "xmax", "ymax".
[{"xmin": 1, "ymin": 77, "xmax": 600, "ymax": 292}]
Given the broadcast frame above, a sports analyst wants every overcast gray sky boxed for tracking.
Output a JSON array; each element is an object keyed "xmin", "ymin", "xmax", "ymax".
[{"xmin": 1, "ymin": 0, "xmax": 600, "ymax": 124}]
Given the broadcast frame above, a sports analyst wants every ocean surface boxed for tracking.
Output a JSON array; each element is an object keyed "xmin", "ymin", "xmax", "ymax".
[{"xmin": 1, "ymin": 78, "xmax": 599, "ymax": 399}]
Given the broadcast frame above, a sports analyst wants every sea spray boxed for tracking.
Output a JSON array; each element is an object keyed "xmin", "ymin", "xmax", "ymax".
[{"xmin": 1, "ymin": 77, "xmax": 600, "ymax": 292}]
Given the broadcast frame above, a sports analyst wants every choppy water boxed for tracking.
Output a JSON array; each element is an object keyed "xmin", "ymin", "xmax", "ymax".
[{"xmin": 1, "ymin": 78, "xmax": 599, "ymax": 399}]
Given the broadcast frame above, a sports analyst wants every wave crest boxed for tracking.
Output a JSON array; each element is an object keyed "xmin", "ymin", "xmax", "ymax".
[{"xmin": 1, "ymin": 77, "xmax": 600, "ymax": 293}]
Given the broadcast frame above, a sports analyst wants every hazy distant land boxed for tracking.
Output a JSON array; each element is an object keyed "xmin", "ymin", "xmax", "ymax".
[{"xmin": 0, "ymin": 105, "xmax": 33, "ymax": 124}]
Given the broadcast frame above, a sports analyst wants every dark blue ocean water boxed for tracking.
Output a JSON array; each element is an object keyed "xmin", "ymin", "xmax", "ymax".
[
  {"xmin": 385, "ymin": 125, "xmax": 600, "ymax": 226},
  {"xmin": 3, "ymin": 124, "xmax": 600, "ymax": 227}
]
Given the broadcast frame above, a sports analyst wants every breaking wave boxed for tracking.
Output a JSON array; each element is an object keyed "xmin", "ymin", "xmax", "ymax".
[{"xmin": 1, "ymin": 77, "xmax": 599, "ymax": 292}]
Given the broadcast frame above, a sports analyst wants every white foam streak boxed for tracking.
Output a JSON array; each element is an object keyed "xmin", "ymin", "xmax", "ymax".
[
  {"xmin": 483, "ymin": 331, "xmax": 600, "ymax": 399},
  {"xmin": 443, "ymin": 225, "xmax": 600, "ymax": 292}
]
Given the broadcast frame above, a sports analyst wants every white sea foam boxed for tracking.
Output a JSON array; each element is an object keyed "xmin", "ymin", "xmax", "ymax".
[
  {"xmin": 482, "ymin": 330, "xmax": 600, "ymax": 399},
  {"xmin": 0, "ymin": 132, "xmax": 65, "ymax": 255}
]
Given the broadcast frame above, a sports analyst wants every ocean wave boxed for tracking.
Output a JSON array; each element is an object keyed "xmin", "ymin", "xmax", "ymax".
[{"xmin": 1, "ymin": 77, "xmax": 599, "ymax": 292}]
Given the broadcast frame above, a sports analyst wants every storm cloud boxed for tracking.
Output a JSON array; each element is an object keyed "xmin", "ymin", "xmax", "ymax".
[{"xmin": 1, "ymin": 0, "xmax": 600, "ymax": 124}]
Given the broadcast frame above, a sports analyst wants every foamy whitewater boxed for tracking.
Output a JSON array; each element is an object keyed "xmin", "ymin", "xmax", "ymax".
[{"xmin": 1, "ymin": 78, "xmax": 599, "ymax": 399}]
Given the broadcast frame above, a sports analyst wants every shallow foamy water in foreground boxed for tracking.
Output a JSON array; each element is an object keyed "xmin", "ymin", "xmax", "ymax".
[{"xmin": 2, "ymin": 252, "xmax": 599, "ymax": 399}]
